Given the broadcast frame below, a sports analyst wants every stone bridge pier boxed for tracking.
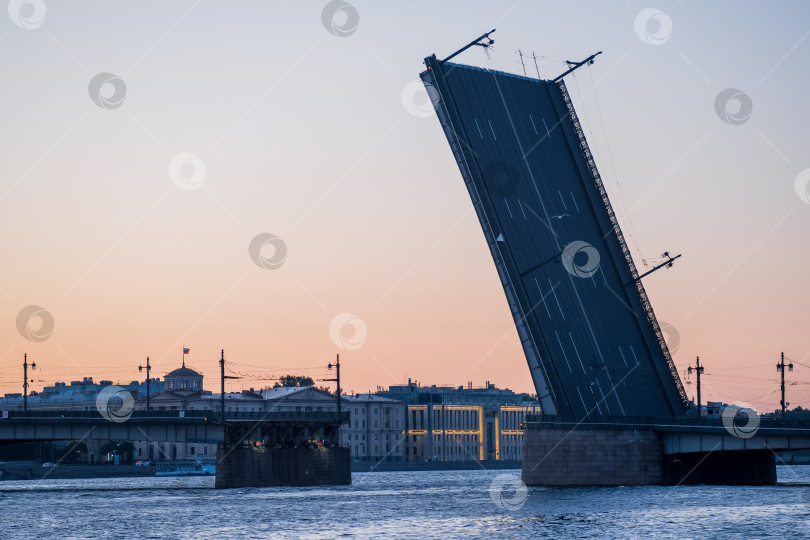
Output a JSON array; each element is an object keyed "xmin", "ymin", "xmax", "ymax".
[
  {"xmin": 522, "ymin": 415, "xmax": 810, "ymax": 486},
  {"xmin": 214, "ymin": 411, "xmax": 351, "ymax": 489}
]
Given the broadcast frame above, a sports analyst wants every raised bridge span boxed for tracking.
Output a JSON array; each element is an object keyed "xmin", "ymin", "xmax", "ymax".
[
  {"xmin": 420, "ymin": 53, "xmax": 686, "ymax": 418},
  {"xmin": 419, "ymin": 35, "xmax": 807, "ymax": 484}
]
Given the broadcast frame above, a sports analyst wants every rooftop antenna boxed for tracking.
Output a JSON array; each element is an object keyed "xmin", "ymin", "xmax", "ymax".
[
  {"xmin": 551, "ymin": 51, "xmax": 602, "ymax": 82},
  {"xmin": 439, "ymin": 29, "xmax": 496, "ymax": 64},
  {"xmin": 531, "ymin": 51, "xmax": 541, "ymax": 78},
  {"xmin": 518, "ymin": 49, "xmax": 527, "ymax": 76}
]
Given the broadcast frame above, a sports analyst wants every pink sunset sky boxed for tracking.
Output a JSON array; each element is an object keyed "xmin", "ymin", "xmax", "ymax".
[{"xmin": 1, "ymin": 1, "xmax": 809, "ymax": 413}]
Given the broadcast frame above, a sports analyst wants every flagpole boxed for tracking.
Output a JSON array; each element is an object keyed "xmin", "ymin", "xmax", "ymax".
[{"xmin": 182, "ymin": 346, "xmax": 184, "ymax": 368}]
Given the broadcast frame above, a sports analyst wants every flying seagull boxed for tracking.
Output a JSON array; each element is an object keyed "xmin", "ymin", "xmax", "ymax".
[{"xmin": 550, "ymin": 213, "xmax": 571, "ymax": 220}]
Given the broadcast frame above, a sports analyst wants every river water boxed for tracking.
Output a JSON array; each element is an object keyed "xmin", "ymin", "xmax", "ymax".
[{"xmin": 1, "ymin": 467, "xmax": 809, "ymax": 538}]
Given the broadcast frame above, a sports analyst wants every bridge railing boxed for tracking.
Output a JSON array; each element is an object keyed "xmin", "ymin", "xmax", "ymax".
[
  {"xmin": 524, "ymin": 413, "xmax": 810, "ymax": 430},
  {"xmin": 0, "ymin": 409, "xmax": 350, "ymax": 423}
]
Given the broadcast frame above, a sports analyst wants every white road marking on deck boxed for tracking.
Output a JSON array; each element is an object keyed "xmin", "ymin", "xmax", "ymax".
[
  {"xmin": 570, "ymin": 192, "xmax": 580, "ymax": 212},
  {"xmin": 543, "ymin": 118, "xmax": 551, "ymax": 138},
  {"xmin": 518, "ymin": 198, "xmax": 527, "ymax": 219},
  {"xmin": 558, "ymin": 190, "xmax": 567, "ymax": 210},
  {"xmin": 576, "ymin": 387, "xmax": 588, "ymax": 411},
  {"xmin": 597, "ymin": 384, "xmax": 611, "ymax": 414},
  {"xmin": 629, "ymin": 345, "xmax": 641, "ymax": 366},
  {"xmin": 474, "ymin": 118, "xmax": 484, "ymax": 139},
  {"xmin": 569, "ymin": 331, "xmax": 587, "ymax": 375},
  {"xmin": 504, "ymin": 198, "xmax": 513, "ymax": 219},
  {"xmin": 548, "ymin": 278, "xmax": 564, "ymax": 320},
  {"xmin": 488, "ymin": 120, "xmax": 497, "ymax": 140},
  {"xmin": 529, "ymin": 115, "xmax": 538, "ymax": 134},
  {"xmin": 618, "ymin": 346, "xmax": 629, "ymax": 367},
  {"xmin": 555, "ymin": 331, "xmax": 573, "ymax": 373},
  {"xmin": 535, "ymin": 278, "xmax": 553, "ymax": 319}
]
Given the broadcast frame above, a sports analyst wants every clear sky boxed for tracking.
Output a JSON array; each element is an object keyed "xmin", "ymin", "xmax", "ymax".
[{"xmin": 1, "ymin": 1, "xmax": 808, "ymax": 413}]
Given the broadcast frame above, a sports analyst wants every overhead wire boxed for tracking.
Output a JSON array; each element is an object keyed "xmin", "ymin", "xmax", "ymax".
[{"xmin": 586, "ymin": 66, "xmax": 646, "ymax": 263}]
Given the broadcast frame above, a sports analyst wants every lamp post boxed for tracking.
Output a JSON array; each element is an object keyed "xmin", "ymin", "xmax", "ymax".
[
  {"xmin": 138, "ymin": 356, "xmax": 151, "ymax": 411},
  {"xmin": 219, "ymin": 349, "xmax": 239, "ymax": 447},
  {"xmin": 326, "ymin": 354, "xmax": 342, "ymax": 419},
  {"xmin": 688, "ymin": 357, "xmax": 704, "ymax": 417},
  {"xmin": 23, "ymin": 354, "xmax": 36, "ymax": 412},
  {"xmin": 777, "ymin": 352, "xmax": 793, "ymax": 419},
  {"xmin": 323, "ymin": 354, "xmax": 344, "ymax": 448}
]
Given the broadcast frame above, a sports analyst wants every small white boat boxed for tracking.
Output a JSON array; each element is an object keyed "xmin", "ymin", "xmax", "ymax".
[{"xmin": 155, "ymin": 459, "xmax": 215, "ymax": 477}]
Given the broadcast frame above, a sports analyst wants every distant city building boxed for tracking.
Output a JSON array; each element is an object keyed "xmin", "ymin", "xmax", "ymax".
[
  {"xmin": 700, "ymin": 401, "xmax": 758, "ymax": 419},
  {"xmin": 163, "ymin": 366, "xmax": 203, "ymax": 391},
  {"xmin": 260, "ymin": 387, "xmax": 338, "ymax": 413},
  {"xmin": 375, "ymin": 380, "xmax": 540, "ymax": 462},
  {"xmin": 1, "ymin": 376, "xmax": 162, "ymax": 411},
  {"xmin": 342, "ymin": 394, "xmax": 405, "ymax": 463}
]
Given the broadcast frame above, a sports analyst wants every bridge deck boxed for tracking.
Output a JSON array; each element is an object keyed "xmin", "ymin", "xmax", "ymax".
[
  {"xmin": 524, "ymin": 414, "xmax": 810, "ymax": 453},
  {"xmin": 0, "ymin": 411, "xmax": 349, "ymax": 444},
  {"xmin": 421, "ymin": 56, "xmax": 687, "ymax": 417}
]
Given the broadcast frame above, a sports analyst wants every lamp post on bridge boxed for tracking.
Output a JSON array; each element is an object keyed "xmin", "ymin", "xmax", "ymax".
[
  {"xmin": 777, "ymin": 352, "xmax": 793, "ymax": 420},
  {"xmin": 219, "ymin": 349, "xmax": 239, "ymax": 446},
  {"xmin": 23, "ymin": 354, "xmax": 36, "ymax": 412},
  {"xmin": 325, "ymin": 354, "xmax": 342, "ymax": 419},
  {"xmin": 138, "ymin": 356, "xmax": 151, "ymax": 411},
  {"xmin": 688, "ymin": 357, "xmax": 704, "ymax": 417},
  {"xmin": 323, "ymin": 354, "xmax": 343, "ymax": 445}
]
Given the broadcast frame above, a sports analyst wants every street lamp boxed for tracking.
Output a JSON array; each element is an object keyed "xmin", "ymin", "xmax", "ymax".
[
  {"xmin": 23, "ymin": 354, "xmax": 36, "ymax": 412},
  {"xmin": 138, "ymin": 356, "xmax": 151, "ymax": 411},
  {"xmin": 687, "ymin": 357, "xmax": 704, "ymax": 417},
  {"xmin": 325, "ymin": 354, "xmax": 342, "ymax": 419},
  {"xmin": 777, "ymin": 352, "xmax": 793, "ymax": 419}
]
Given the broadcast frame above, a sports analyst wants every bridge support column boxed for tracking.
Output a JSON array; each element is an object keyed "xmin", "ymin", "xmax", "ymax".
[
  {"xmin": 523, "ymin": 422, "xmax": 782, "ymax": 486},
  {"xmin": 522, "ymin": 425, "xmax": 663, "ymax": 485},
  {"xmin": 215, "ymin": 445, "xmax": 350, "ymax": 489},
  {"xmin": 662, "ymin": 450, "xmax": 776, "ymax": 485}
]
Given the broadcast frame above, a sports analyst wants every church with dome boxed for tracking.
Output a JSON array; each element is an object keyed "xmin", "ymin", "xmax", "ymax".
[{"xmin": 139, "ymin": 361, "xmax": 213, "ymax": 413}]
